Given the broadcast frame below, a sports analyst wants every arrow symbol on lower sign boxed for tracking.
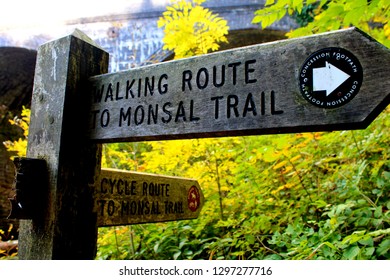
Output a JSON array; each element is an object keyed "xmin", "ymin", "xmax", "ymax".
[{"xmin": 313, "ymin": 61, "xmax": 350, "ymax": 96}]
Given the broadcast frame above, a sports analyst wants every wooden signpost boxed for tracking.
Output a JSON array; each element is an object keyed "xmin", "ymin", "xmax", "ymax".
[
  {"xmin": 87, "ymin": 27, "xmax": 389, "ymax": 142},
  {"xmin": 96, "ymin": 168, "xmax": 204, "ymax": 227},
  {"xmin": 11, "ymin": 27, "xmax": 390, "ymax": 259}
]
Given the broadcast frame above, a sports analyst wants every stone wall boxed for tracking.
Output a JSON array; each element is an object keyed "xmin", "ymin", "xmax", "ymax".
[{"xmin": 0, "ymin": 0, "xmax": 296, "ymax": 72}]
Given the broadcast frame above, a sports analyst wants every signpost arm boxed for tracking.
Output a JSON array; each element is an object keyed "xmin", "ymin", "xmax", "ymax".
[{"xmin": 18, "ymin": 30, "xmax": 109, "ymax": 259}]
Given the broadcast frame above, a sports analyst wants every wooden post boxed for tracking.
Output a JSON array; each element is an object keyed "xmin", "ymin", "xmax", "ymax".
[{"xmin": 18, "ymin": 30, "xmax": 109, "ymax": 259}]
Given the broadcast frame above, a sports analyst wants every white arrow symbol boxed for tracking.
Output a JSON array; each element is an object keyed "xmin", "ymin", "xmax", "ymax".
[{"xmin": 313, "ymin": 61, "xmax": 350, "ymax": 96}]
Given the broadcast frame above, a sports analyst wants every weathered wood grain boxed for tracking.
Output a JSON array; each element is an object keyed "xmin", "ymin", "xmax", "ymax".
[
  {"xmin": 18, "ymin": 30, "xmax": 109, "ymax": 260},
  {"xmin": 87, "ymin": 27, "xmax": 390, "ymax": 143},
  {"xmin": 95, "ymin": 168, "xmax": 204, "ymax": 227}
]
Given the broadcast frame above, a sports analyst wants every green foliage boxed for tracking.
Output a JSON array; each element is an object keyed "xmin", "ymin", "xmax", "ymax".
[
  {"xmin": 0, "ymin": 225, "xmax": 18, "ymax": 259},
  {"xmin": 102, "ymin": 142, "xmax": 151, "ymax": 171},
  {"xmin": 3, "ymin": 106, "xmax": 30, "ymax": 158},
  {"xmin": 157, "ymin": 0, "xmax": 229, "ymax": 58},
  {"xmin": 291, "ymin": 1, "xmax": 320, "ymax": 27},
  {"xmin": 252, "ymin": 0, "xmax": 390, "ymax": 48}
]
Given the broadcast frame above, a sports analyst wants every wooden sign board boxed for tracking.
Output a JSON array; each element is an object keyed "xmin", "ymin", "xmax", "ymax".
[
  {"xmin": 87, "ymin": 27, "xmax": 390, "ymax": 143},
  {"xmin": 95, "ymin": 168, "xmax": 204, "ymax": 227}
]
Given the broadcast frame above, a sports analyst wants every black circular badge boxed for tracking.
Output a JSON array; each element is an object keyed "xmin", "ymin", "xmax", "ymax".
[{"xmin": 299, "ymin": 47, "xmax": 363, "ymax": 109}]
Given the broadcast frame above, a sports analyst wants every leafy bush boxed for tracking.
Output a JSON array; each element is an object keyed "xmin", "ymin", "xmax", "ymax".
[
  {"xmin": 97, "ymin": 107, "xmax": 389, "ymax": 260},
  {"xmin": 252, "ymin": 0, "xmax": 390, "ymax": 48},
  {"xmin": 0, "ymin": 225, "xmax": 18, "ymax": 259},
  {"xmin": 157, "ymin": 0, "xmax": 229, "ymax": 58}
]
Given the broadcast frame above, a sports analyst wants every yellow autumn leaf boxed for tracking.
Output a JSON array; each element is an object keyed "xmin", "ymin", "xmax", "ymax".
[
  {"xmin": 281, "ymin": 165, "xmax": 293, "ymax": 174},
  {"xmin": 273, "ymin": 160, "xmax": 288, "ymax": 170},
  {"xmin": 290, "ymin": 155, "xmax": 302, "ymax": 162}
]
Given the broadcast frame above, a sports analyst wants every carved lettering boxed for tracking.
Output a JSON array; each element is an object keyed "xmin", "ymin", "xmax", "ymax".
[
  {"xmin": 89, "ymin": 57, "xmax": 287, "ymax": 140},
  {"xmin": 210, "ymin": 91, "xmax": 283, "ymax": 119},
  {"xmin": 93, "ymin": 73, "xmax": 169, "ymax": 103}
]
